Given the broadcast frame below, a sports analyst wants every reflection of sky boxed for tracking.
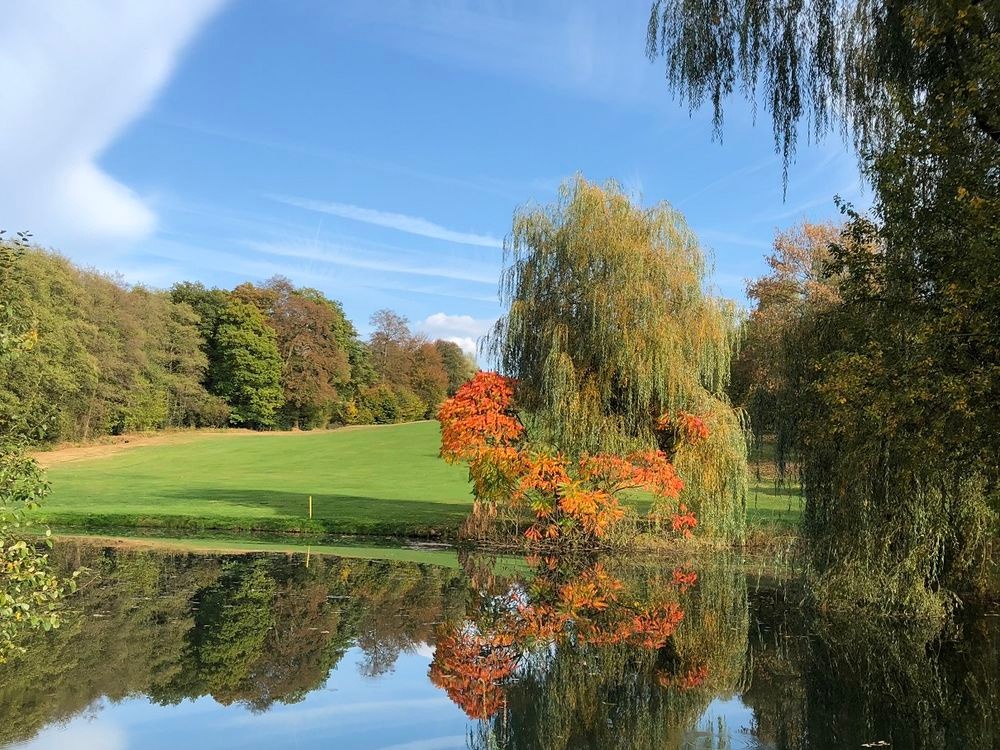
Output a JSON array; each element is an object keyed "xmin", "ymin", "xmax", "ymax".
[
  {"xmin": 687, "ymin": 697, "xmax": 767, "ymax": 750},
  {"xmin": 10, "ymin": 648, "xmax": 470, "ymax": 750},
  {"xmin": 9, "ymin": 646, "xmax": 766, "ymax": 750}
]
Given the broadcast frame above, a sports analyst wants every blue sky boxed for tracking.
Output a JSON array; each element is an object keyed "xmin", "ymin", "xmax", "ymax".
[{"xmin": 2, "ymin": 1, "xmax": 865, "ymax": 353}]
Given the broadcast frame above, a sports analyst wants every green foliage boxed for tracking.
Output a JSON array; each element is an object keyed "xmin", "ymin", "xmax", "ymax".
[
  {"xmin": 0, "ymin": 234, "xmax": 74, "ymax": 663},
  {"xmin": 0, "ymin": 545, "xmax": 469, "ymax": 743},
  {"xmin": 1, "ymin": 244, "xmax": 440, "ymax": 440},
  {"xmin": 211, "ymin": 298, "xmax": 284, "ymax": 428},
  {"xmin": 647, "ymin": 0, "xmax": 1000, "ymax": 611},
  {"xmin": 0, "ymin": 443, "xmax": 72, "ymax": 663},
  {"xmin": 367, "ymin": 309, "xmax": 452, "ymax": 420},
  {"xmin": 0, "ymin": 245, "xmax": 224, "ymax": 440},
  {"xmin": 646, "ymin": 0, "xmax": 1000, "ymax": 179},
  {"xmin": 488, "ymin": 177, "xmax": 749, "ymax": 541},
  {"xmin": 235, "ymin": 278, "xmax": 354, "ymax": 429},
  {"xmin": 435, "ymin": 339, "xmax": 478, "ymax": 395}
]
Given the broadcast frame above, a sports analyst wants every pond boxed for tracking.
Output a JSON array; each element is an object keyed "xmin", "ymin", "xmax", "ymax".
[{"xmin": 0, "ymin": 541, "xmax": 996, "ymax": 749}]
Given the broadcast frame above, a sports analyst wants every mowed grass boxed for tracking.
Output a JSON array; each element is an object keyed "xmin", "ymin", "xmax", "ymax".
[
  {"xmin": 40, "ymin": 422, "xmax": 474, "ymax": 538},
  {"xmin": 38, "ymin": 420, "xmax": 802, "ymax": 539}
]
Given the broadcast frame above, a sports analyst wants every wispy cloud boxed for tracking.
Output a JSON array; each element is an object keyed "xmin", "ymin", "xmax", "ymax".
[
  {"xmin": 226, "ymin": 698, "xmax": 453, "ymax": 728},
  {"xmin": 246, "ymin": 239, "xmax": 500, "ymax": 285},
  {"xmin": 697, "ymin": 229, "xmax": 770, "ymax": 251},
  {"xmin": 159, "ymin": 116, "xmax": 531, "ymax": 201},
  {"xmin": 676, "ymin": 156, "xmax": 777, "ymax": 207},
  {"xmin": 270, "ymin": 194, "xmax": 502, "ymax": 248},
  {"xmin": 0, "ymin": 1, "xmax": 226, "ymax": 249}
]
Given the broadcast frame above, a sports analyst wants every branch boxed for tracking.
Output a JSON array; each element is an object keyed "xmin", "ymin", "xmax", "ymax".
[{"xmin": 973, "ymin": 110, "xmax": 1000, "ymax": 147}]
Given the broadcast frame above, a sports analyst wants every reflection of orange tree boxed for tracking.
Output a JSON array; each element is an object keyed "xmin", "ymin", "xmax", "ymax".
[
  {"xmin": 429, "ymin": 627, "xmax": 519, "ymax": 720},
  {"xmin": 451, "ymin": 557, "xmax": 750, "ymax": 750},
  {"xmin": 429, "ymin": 558, "xmax": 705, "ymax": 721},
  {"xmin": 439, "ymin": 372, "xmax": 709, "ymax": 545}
]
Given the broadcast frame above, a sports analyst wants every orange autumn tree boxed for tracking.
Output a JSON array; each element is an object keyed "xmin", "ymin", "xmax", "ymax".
[{"xmin": 440, "ymin": 371, "xmax": 706, "ymax": 544}]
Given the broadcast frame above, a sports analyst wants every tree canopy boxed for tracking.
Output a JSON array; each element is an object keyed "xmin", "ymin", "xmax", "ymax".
[{"xmin": 2, "ymin": 245, "xmax": 476, "ymax": 441}]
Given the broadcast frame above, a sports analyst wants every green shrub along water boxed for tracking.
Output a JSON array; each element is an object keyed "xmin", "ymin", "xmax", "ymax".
[{"xmin": 0, "ymin": 242, "xmax": 476, "ymax": 442}]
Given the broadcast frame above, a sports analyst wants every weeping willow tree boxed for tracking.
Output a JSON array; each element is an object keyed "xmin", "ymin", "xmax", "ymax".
[
  {"xmin": 646, "ymin": 1, "xmax": 999, "ymax": 611},
  {"xmin": 487, "ymin": 177, "xmax": 748, "ymax": 541}
]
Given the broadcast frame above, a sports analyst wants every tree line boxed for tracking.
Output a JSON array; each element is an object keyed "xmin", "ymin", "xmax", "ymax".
[{"xmin": 0, "ymin": 244, "xmax": 477, "ymax": 443}]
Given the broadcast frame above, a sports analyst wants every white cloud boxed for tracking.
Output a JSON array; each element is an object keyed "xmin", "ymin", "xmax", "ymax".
[
  {"xmin": 417, "ymin": 312, "xmax": 496, "ymax": 355},
  {"xmin": 0, "ymin": 1, "xmax": 226, "ymax": 249},
  {"xmin": 271, "ymin": 194, "xmax": 503, "ymax": 248}
]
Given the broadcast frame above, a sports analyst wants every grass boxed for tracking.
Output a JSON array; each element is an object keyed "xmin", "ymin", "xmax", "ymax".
[{"xmin": 37, "ymin": 421, "xmax": 802, "ymax": 540}]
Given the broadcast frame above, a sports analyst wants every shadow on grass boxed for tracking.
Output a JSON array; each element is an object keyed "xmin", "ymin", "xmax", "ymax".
[{"xmin": 42, "ymin": 488, "xmax": 472, "ymax": 539}]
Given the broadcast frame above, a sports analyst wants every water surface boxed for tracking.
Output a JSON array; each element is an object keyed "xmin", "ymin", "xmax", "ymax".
[{"xmin": 1, "ymin": 542, "xmax": 996, "ymax": 749}]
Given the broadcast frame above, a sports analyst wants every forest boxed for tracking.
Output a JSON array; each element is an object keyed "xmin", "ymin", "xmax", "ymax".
[{"xmin": 0, "ymin": 242, "xmax": 476, "ymax": 442}]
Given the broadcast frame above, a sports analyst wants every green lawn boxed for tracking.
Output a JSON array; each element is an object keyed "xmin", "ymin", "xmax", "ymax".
[
  {"xmin": 39, "ymin": 421, "xmax": 801, "ymax": 539},
  {"xmin": 41, "ymin": 422, "xmax": 473, "ymax": 538}
]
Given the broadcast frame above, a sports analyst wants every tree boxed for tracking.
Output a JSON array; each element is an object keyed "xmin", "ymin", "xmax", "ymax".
[
  {"xmin": 234, "ymin": 278, "xmax": 352, "ymax": 429},
  {"xmin": 211, "ymin": 298, "xmax": 284, "ymax": 428},
  {"xmin": 434, "ymin": 339, "xmax": 477, "ymax": 395},
  {"xmin": 729, "ymin": 222, "xmax": 841, "ymax": 460},
  {"xmin": 440, "ymin": 371, "xmax": 699, "ymax": 544},
  {"xmin": 486, "ymin": 177, "xmax": 748, "ymax": 541},
  {"xmin": 645, "ymin": 0, "xmax": 1000, "ymax": 179},
  {"xmin": 0, "ymin": 234, "xmax": 73, "ymax": 663},
  {"xmin": 646, "ymin": 0, "xmax": 999, "ymax": 611},
  {"xmin": 409, "ymin": 341, "xmax": 449, "ymax": 418},
  {"xmin": 368, "ymin": 309, "xmax": 415, "ymax": 387}
]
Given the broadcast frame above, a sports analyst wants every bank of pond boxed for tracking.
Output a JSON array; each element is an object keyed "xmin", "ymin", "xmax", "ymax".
[{"xmin": 0, "ymin": 539, "xmax": 996, "ymax": 749}]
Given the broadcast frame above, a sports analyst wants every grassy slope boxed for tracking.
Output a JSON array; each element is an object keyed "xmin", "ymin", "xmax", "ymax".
[
  {"xmin": 39, "ymin": 421, "xmax": 801, "ymax": 538},
  {"xmin": 41, "ymin": 422, "xmax": 472, "ymax": 537}
]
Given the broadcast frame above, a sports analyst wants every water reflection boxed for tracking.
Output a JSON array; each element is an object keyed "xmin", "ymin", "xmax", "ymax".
[{"xmin": 0, "ymin": 542, "xmax": 995, "ymax": 749}]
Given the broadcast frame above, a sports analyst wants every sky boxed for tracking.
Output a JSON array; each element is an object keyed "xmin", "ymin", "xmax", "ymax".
[{"xmin": 1, "ymin": 0, "xmax": 866, "ymax": 355}]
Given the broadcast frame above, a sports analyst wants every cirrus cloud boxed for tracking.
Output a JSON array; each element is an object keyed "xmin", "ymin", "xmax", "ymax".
[{"xmin": 270, "ymin": 194, "xmax": 503, "ymax": 248}]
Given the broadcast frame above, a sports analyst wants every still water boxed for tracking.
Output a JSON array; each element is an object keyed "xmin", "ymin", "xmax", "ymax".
[{"xmin": 0, "ymin": 541, "xmax": 996, "ymax": 749}]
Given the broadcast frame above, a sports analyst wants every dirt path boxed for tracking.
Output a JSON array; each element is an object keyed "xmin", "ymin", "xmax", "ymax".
[{"xmin": 33, "ymin": 429, "xmax": 254, "ymax": 467}]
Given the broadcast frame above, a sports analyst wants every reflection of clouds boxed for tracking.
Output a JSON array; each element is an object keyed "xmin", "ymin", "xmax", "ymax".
[
  {"xmin": 375, "ymin": 737, "xmax": 467, "ymax": 750},
  {"xmin": 11, "ymin": 720, "xmax": 127, "ymax": 750},
  {"xmin": 412, "ymin": 642, "xmax": 437, "ymax": 660},
  {"xmin": 224, "ymin": 697, "xmax": 453, "ymax": 728}
]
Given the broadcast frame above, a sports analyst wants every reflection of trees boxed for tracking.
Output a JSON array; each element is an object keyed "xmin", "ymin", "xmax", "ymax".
[
  {"xmin": 0, "ymin": 543, "xmax": 466, "ymax": 745},
  {"xmin": 742, "ymin": 591, "xmax": 1000, "ymax": 749},
  {"xmin": 431, "ymin": 555, "xmax": 750, "ymax": 750},
  {"xmin": 1, "ymin": 543, "xmax": 995, "ymax": 749}
]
